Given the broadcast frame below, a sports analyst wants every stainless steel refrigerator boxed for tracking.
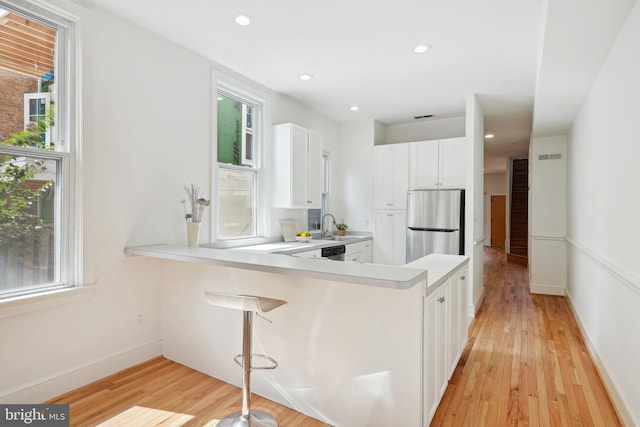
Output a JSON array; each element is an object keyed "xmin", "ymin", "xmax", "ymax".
[{"xmin": 406, "ymin": 189, "xmax": 465, "ymax": 262}]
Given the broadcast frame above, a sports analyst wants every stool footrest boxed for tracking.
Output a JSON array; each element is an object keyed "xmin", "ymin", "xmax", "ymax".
[{"xmin": 234, "ymin": 353, "xmax": 278, "ymax": 370}]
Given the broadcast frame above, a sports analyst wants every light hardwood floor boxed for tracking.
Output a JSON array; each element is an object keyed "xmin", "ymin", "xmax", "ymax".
[
  {"xmin": 46, "ymin": 247, "xmax": 622, "ymax": 426},
  {"xmin": 432, "ymin": 247, "xmax": 622, "ymax": 426},
  {"xmin": 46, "ymin": 356, "xmax": 330, "ymax": 426}
]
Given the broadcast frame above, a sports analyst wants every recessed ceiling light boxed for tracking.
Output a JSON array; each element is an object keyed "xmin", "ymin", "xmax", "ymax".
[
  {"xmin": 234, "ymin": 14, "xmax": 252, "ymax": 26},
  {"xmin": 298, "ymin": 73, "xmax": 313, "ymax": 81},
  {"xmin": 414, "ymin": 43, "xmax": 432, "ymax": 54},
  {"xmin": 350, "ymin": 106, "xmax": 359, "ymax": 111},
  {"xmin": 485, "ymin": 134, "xmax": 495, "ymax": 139}
]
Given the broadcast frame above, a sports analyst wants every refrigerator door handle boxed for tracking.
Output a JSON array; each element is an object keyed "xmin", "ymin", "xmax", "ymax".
[{"xmin": 407, "ymin": 227, "xmax": 458, "ymax": 233}]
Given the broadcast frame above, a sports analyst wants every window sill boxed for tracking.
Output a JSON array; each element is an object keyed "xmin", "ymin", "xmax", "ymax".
[{"xmin": 0, "ymin": 285, "xmax": 97, "ymax": 319}]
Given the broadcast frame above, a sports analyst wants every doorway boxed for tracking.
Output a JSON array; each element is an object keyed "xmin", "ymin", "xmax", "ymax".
[{"xmin": 490, "ymin": 195, "xmax": 506, "ymax": 247}]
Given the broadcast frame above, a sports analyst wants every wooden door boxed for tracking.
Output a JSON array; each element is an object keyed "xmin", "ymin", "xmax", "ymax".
[{"xmin": 491, "ymin": 195, "xmax": 506, "ymax": 247}]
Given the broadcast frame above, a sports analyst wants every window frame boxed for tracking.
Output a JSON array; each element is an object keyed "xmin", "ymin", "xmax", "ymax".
[
  {"xmin": 0, "ymin": 0, "xmax": 82, "ymax": 302},
  {"xmin": 214, "ymin": 81, "xmax": 265, "ymax": 242}
]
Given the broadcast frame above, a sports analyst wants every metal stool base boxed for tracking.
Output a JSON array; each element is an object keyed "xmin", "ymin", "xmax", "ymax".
[{"xmin": 216, "ymin": 410, "xmax": 278, "ymax": 427}]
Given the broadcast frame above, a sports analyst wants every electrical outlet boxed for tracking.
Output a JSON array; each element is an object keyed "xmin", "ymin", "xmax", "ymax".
[
  {"xmin": 364, "ymin": 218, "xmax": 370, "ymax": 227},
  {"xmin": 138, "ymin": 314, "xmax": 143, "ymax": 324}
]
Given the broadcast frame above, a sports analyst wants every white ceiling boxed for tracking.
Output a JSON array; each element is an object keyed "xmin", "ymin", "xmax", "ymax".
[{"xmin": 86, "ymin": 0, "xmax": 635, "ymax": 173}]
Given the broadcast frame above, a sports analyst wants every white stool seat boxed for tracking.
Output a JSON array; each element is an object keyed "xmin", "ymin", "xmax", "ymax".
[
  {"xmin": 204, "ymin": 291, "xmax": 286, "ymax": 427},
  {"xmin": 205, "ymin": 292, "xmax": 286, "ymax": 313}
]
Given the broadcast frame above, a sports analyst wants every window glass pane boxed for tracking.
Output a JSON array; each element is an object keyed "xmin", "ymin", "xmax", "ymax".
[
  {"xmin": 308, "ymin": 209, "xmax": 321, "ymax": 231},
  {"xmin": 217, "ymin": 93, "xmax": 256, "ymax": 167},
  {"xmin": 0, "ymin": 152, "xmax": 58, "ymax": 295},
  {"xmin": 217, "ymin": 168, "xmax": 255, "ymax": 239},
  {"xmin": 321, "ymin": 153, "xmax": 330, "ymax": 219}
]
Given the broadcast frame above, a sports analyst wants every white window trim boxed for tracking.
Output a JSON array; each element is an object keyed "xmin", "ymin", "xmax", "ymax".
[
  {"xmin": 0, "ymin": 0, "xmax": 84, "ymax": 304},
  {"xmin": 213, "ymin": 75, "xmax": 270, "ymax": 242}
]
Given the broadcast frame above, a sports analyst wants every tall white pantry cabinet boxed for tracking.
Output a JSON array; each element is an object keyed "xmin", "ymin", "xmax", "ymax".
[{"xmin": 373, "ymin": 143, "xmax": 409, "ymax": 265}]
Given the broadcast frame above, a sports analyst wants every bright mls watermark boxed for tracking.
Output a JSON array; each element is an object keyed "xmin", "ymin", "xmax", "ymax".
[{"xmin": 1, "ymin": 405, "xmax": 69, "ymax": 426}]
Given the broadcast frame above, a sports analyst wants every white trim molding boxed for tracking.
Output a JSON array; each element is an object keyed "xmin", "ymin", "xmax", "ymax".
[
  {"xmin": 0, "ymin": 339, "xmax": 162, "ymax": 403},
  {"xmin": 567, "ymin": 238, "xmax": 640, "ymax": 296}
]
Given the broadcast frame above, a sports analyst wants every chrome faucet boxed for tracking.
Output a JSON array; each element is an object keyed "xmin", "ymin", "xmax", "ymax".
[{"xmin": 321, "ymin": 214, "xmax": 337, "ymax": 238}]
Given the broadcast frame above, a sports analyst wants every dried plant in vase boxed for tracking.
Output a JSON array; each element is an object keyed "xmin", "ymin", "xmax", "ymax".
[
  {"xmin": 180, "ymin": 184, "xmax": 210, "ymax": 247},
  {"xmin": 181, "ymin": 184, "xmax": 210, "ymax": 223}
]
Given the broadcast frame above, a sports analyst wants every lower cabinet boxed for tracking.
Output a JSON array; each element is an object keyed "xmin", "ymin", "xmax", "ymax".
[
  {"xmin": 424, "ymin": 284, "xmax": 448, "ymax": 423},
  {"xmin": 423, "ymin": 264, "xmax": 469, "ymax": 425},
  {"xmin": 373, "ymin": 210, "xmax": 406, "ymax": 265},
  {"xmin": 344, "ymin": 240, "xmax": 373, "ymax": 263}
]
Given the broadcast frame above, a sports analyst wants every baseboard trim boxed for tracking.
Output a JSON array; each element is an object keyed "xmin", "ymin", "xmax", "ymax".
[
  {"xmin": 0, "ymin": 339, "xmax": 162, "ymax": 403},
  {"xmin": 469, "ymin": 288, "xmax": 485, "ymax": 324},
  {"xmin": 530, "ymin": 283, "xmax": 565, "ymax": 296},
  {"xmin": 565, "ymin": 297, "xmax": 635, "ymax": 426}
]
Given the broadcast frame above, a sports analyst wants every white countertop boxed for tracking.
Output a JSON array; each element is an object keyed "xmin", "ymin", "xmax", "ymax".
[
  {"xmin": 405, "ymin": 254, "xmax": 469, "ymax": 292},
  {"xmin": 124, "ymin": 243, "xmax": 467, "ymax": 291},
  {"xmin": 226, "ymin": 235, "xmax": 372, "ymax": 255}
]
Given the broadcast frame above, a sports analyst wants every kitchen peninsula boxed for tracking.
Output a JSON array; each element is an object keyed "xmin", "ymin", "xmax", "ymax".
[{"xmin": 125, "ymin": 243, "xmax": 468, "ymax": 426}]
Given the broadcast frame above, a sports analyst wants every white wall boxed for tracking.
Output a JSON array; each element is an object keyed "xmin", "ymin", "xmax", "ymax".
[
  {"xmin": 566, "ymin": 2, "xmax": 640, "ymax": 424},
  {"xmin": 384, "ymin": 116, "xmax": 466, "ymax": 145},
  {"xmin": 483, "ymin": 171, "xmax": 508, "ymax": 246},
  {"xmin": 0, "ymin": 0, "xmax": 339, "ymax": 403},
  {"xmin": 335, "ymin": 120, "xmax": 375, "ymax": 231},
  {"xmin": 465, "ymin": 94, "xmax": 485, "ymax": 319},
  {"xmin": 529, "ymin": 136, "xmax": 567, "ymax": 295}
]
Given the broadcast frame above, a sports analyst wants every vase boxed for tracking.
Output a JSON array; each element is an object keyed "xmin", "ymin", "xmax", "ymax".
[
  {"xmin": 337, "ymin": 229, "xmax": 346, "ymax": 236},
  {"xmin": 186, "ymin": 222, "xmax": 201, "ymax": 247}
]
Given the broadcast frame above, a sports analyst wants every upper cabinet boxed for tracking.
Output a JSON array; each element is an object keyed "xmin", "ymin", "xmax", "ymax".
[
  {"xmin": 373, "ymin": 143, "xmax": 409, "ymax": 210},
  {"xmin": 272, "ymin": 123, "xmax": 323, "ymax": 208},
  {"xmin": 409, "ymin": 137, "xmax": 466, "ymax": 189}
]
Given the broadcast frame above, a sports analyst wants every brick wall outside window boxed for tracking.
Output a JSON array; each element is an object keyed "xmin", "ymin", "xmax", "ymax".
[{"xmin": 0, "ymin": 69, "xmax": 38, "ymax": 141}]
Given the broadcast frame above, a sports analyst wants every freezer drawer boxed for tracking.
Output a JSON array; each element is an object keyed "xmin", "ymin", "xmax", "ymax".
[{"xmin": 406, "ymin": 228, "xmax": 462, "ymax": 262}]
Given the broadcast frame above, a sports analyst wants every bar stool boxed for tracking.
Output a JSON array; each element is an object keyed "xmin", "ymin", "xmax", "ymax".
[{"xmin": 204, "ymin": 292, "xmax": 287, "ymax": 427}]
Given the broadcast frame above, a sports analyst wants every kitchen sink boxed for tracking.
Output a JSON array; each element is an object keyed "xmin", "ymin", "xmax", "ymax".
[{"xmin": 322, "ymin": 235, "xmax": 358, "ymax": 241}]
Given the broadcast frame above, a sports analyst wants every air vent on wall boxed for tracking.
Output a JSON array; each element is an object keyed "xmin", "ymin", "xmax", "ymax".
[{"xmin": 538, "ymin": 153, "xmax": 562, "ymax": 160}]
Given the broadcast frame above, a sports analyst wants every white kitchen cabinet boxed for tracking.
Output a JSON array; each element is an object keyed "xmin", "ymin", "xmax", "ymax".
[
  {"xmin": 373, "ymin": 143, "xmax": 409, "ymax": 210},
  {"xmin": 410, "ymin": 137, "xmax": 465, "ymax": 189},
  {"xmin": 373, "ymin": 211, "xmax": 406, "ymax": 265},
  {"xmin": 424, "ymin": 283, "xmax": 448, "ymax": 423},
  {"xmin": 360, "ymin": 241, "xmax": 372, "ymax": 263},
  {"xmin": 272, "ymin": 123, "xmax": 322, "ymax": 208},
  {"xmin": 451, "ymin": 265, "xmax": 469, "ymax": 360},
  {"xmin": 344, "ymin": 240, "xmax": 373, "ymax": 263},
  {"xmin": 423, "ymin": 263, "xmax": 469, "ymax": 426}
]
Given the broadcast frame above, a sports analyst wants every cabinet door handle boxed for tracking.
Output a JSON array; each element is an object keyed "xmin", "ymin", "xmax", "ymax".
[
  {"xmin": 307, "ymin": 200, "xmax": 312, "ymax": 203},
  {"xmin": 460, "ymin": 276, "xmax": 466, "ymax": 280}
]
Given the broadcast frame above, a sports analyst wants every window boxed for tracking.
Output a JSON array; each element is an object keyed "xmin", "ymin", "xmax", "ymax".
[
  {"xmin": 307, "ymin": 151, "xmax": 331, "ymax": 231},
  {"xmin": 322, "ymin": 151, "xmax": 331, "ymax": 218},
  {"xmin": 0, "ymin": 3, "xmax": 78, "ymax": 299},
  {"xmin": 216, "ymin": 86, "xmax": 261, "ymax": 240}
]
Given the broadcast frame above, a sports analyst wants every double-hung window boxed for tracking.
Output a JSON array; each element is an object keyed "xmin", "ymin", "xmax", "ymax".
[
  {"xmin": 0, "ymin": 2, "xmax": 78, "ymax": 299},
  {"xmin": 216, "ymin": 85, "xmax": 262, "ymax": 240}
]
